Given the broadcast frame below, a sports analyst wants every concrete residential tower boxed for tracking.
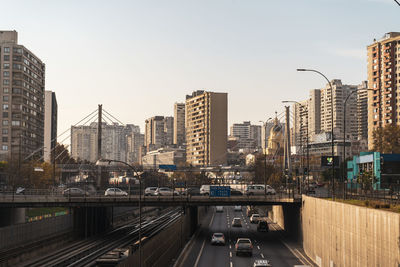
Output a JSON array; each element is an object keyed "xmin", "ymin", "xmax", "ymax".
[
  {"xmin": 367, "ymin": 32, "xmax": 400, "ymax": 149},
  {"xmin": 44, "ymin": 91, "xmax": 57, "ymax": 162},
  {"xmin": 173, "ymin": 103, "xmax": 185, "ymax": 147},
  {"xmin": 0, "ymin": 31, "xmax": 45, "ymax": 161},
  {"xmin": 185, "ymin": 90, "xmax": 227, "ymax": 166}
]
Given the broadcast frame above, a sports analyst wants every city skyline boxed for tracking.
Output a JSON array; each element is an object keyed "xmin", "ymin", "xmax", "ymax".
[{"xmin": 1, "ymin": 0, "xmax": 399, "ymax": 145}]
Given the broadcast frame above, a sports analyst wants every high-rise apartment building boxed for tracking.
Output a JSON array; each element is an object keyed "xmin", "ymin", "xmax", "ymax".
[
  {"xmin": 185, "ymin": 90, "xmax": 227, "ymax": 166},
  {"xmin": 144, "ymin": 116, "xmax": 174, "ymax": 151},
  {"xmin": 126, "ymin": 132, "xmax": 144, "ymax": 164},
  {"xmin": 357, "ymin": 81, "xmax": 368, "ymax": 140},
  {"xmin": 173, "ymin": 103, "xmax": 185, "ymax": 146},
  {"xmin": 367, "ymin": 32, "xmax": 400, "ymax": 149},
  {"xmin": 250, "ymin": 125, "xmax": 262, "ymax": 149},
  {"xmin": 292, "ymin": 100, "xmax": 309, "ymax": 148},
  {"xmin": 229, "ymin": 121, "xmax": 261, "ymax": 151},
  {"xmin": 44, "ymin": 91, "xmax": 57, "ymax": 162},
  {"xmin": 71, "ymin": 122, "xmax": 140, "ymax": 163},
  {"xmin": 0, "ymin": 31, "xmax": 45, "ymax": 161},
  {"xmin": 308, "ymin": 89, "xmax": 321, "ymax": 137}
]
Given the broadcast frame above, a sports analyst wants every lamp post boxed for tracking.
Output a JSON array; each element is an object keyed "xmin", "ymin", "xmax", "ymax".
[
  {"xmin": 260, "ymin": 118, "xmax": 273, "ymax": 196},
  {"xmin": 297, "ymin": 68, "xmax": 335, "ymax": 199},
  {"xmin": 343, "ymin": 88, "xmax": 374, "ymax": 199},
  {"xmin": 96, "ymin": 159, "xmax": 142, "ymax": 266},
  {"xmin": 282, "ymin": 100, "xmax": 310, "ymax": 193}
]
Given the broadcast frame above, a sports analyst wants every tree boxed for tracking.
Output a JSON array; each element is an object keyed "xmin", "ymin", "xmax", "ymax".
[
  {"xmin": 51, "ymin": 143, "xmax": 76, "ymax": 164},
  {"xmin": 356, "ymin": 170, "xmax": 377, "ymax": 193},
  {"xmin": 252, "ymin": 153, "xmax": 283, "ymax": 185},
  {"xmin": 372, "ymin": 124, "xmax": 400, "ymax": 153}
]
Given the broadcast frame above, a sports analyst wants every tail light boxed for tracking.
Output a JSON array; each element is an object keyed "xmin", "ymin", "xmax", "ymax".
[
  {"xmin": 250, "ymin": 244, "xmax": 253, "ymax": 249},
  {"xmin": 235, "ymin": 244, "xmax": 238, "ymax": 249}
]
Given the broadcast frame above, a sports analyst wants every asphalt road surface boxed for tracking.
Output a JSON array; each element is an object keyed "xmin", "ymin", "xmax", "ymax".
[{"xmin": 181, "ymin": 206, "xmax": 313, "ymax": 267}]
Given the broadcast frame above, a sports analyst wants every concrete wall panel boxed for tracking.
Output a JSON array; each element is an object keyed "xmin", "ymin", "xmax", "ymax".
[{"xmin": 302, "ymin": 195, "xmax": 400, "ymax": 267}]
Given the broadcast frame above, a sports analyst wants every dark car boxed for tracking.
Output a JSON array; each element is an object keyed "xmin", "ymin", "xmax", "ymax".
[
  {"xmin": 235, "ymin": 238, "xmax": 253, "ymax": 256},
  {"xmin": 257, "ymin": 220, "xmax": 269, "ymax": 232},
  {"xmin": 231, "ymin": 189, "xmax": 243, "ymax": 196}
]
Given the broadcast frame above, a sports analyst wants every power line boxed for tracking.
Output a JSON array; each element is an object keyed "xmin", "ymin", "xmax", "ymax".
[{"xmin": 395, "ymin": 0, "xmax": 400, "ymax": 6}]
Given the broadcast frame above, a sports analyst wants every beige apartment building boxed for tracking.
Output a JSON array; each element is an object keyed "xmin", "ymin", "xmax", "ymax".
[
  {"xmin": 367, "ymin": 32, "xmax": 400, "ymax": 150},
  {"xmin": 0, "ymin": 30, "xmax": 46, "ymax": 161},
  {"xmin": 173, "ymin": 102, "xmax": 185, "ymax": 146},
  {"xmin": 185, "ymin": 90, "xmax": 227, "ymax": 166}
]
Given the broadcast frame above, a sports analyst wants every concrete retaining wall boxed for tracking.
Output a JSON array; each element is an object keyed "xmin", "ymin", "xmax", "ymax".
[
  {"xmin": 0, "ymin": 214, "xmax": 73, "ymax": 250},
  {"xmin": 302, "ymin": 195, "xmax": 400, "ymax": 267},
  {"xmin": 268, "ymin": 204, "xmax": 301, "ymax": 240}
]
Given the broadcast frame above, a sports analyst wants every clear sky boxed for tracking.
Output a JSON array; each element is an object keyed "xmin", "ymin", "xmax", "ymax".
[{"xmin": 1, "ymin": 0, "xmax": 399, "ymax": 144}]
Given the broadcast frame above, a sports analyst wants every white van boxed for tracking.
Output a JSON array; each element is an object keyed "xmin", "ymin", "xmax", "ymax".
[
  {"xmin": 200, "ymin": 185, "xmax": 210, "ymax": 195},
  {"xmin": 245, "ymin": 185, "xmax": 276, "ymax": 195}
]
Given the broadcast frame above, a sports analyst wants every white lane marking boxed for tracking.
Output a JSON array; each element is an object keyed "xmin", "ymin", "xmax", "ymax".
[
  {"xmin": 257, "ymin": 245, "xmax": 260, "ymax": 250},
  {"xmin": 209, "ymin": 212, "xmax": 215, "ymax": 228},
  {"xmin": 229, "ymin": 244, "xmax": 232, "ymax": 249},
  {"xmin": 261, "ymin": 253, "xmax": 264, "ymax": 258},
  {"xmin": 230, "ymin": 262, "xmax": 233, "ymax": 267},
  {"xmin": 193, "ymin": 239, "xmax": 206, "ymax": 267},
  {"xmin": 230, "ymin": 252, "xmax": 232, "ymax": 257}
]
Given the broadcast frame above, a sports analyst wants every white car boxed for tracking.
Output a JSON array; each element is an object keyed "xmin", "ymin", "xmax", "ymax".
[
  {"xmin": 154, "ymin": 187, "xmax": 179, "ymax": 196},
  {"xmin": 144, "ymin": 187, "xmax": 158, "ymax": 196},
  {"xmin": 216, "ymin": 206, "xmax": 224, "ymax": 212},
  {"xmin": 246, "ymin": 185, "xmax": 276, "ymax": 196},
  {"xmin": 250, "ymin": 214, "xmax": 261, "ymax": 224},
  {"xmin": 234, "ymin": 205, "xmax": 242, "ymax": 211},
  {"xmin": 105, "ymin": 188, "xmax": 128, "ymax": 196},
  {"xmin": 211, "ymin": 232, "xmax": 226, "ymax": 245},
  {"xmin": 200, "ymin": 185, "xmax": 210, "ymax": 195}
]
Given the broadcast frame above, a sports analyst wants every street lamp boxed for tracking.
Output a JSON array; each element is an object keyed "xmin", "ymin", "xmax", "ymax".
[
  {"xmin": 282, "ymin": 100, "xmax": 310, "ymax": 194},
  {"xmin": 342, "ymin": 88, "xmax": 374, "ymax": 199},
  {"xmin": 297, "ymin": 68, "xmax": 335, "ymax": 199},
  {"xmin": 96, "ymin": 159, "xmax": 142, "ymax": 266},
  {"xmin": 259, "ymin": 118, "xmax": 273, "ymax": 196}
]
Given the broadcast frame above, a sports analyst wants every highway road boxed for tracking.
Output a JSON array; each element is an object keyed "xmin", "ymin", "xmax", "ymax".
[{"xmin": 180, "ymin": 206, "xmax": 314, "ymax": 267}]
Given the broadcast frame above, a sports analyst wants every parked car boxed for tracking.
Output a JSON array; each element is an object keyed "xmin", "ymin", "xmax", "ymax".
[
  {"xmin": 250, "ymin": 214, "xmax": 261, "ymax": 224},
  {"xmin": 200, "ymin": 185, "xmax": 210, "ymax": 195},
  {"xmin": 144, "ymin": 187, "xmax": 158, "ymax": 196},
  {"xmin": 63, "ymin": 188, "xmax": 89, "ymax": 196},
  {"xmin": 253, "ymin": 259, "xmax": 272, "ymax": 267},
  {"xmin": 211, "ymin": 232, "xmax": 225, "ymax": 245},
  {"xmin": 182, "ymin": 187, "xmax": 200, "ymax": 196},
  {"xmin": 154, "ymin": 187, "xmax": 179, "ymax": 196},
  {"xmin": 257, "ymin": 220, "xmax": 269, "ymax": 232},
  {"xmin": 246, "ymin": 185, "xmax": 276, "ymax": 196},
  {"xmin": 235, "ymin": 238, "xmax": 253, "ymax": 256},
  {"xmin": 234, "ymin": 205, "xmax": 242, "ymax": 211},
  {"xmin": 216, "ymin": 206, "xmax": 224, "ymax": 212},
  {"xmin": 105, "ymin": 188, "xmax": 128, "ymax": 196},
  {"xmin": 232, "ymin": 217, "xmax": 242, "ymax": 227}
]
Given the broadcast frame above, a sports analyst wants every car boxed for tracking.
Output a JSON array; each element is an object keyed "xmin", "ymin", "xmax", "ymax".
[
  {"xmin": 232, "ymin": 217, "xmax": 242, "ymax": 227},
  {"xmin": 250, "ymin": 214, "xmax": 261, "ymax": 223},
  {"xmin": 181, "ymin": 187, "xmax": 200, "ymax": 196},
  {"xmin": 257, "ymin": 220, "xmax": 269, "ymax": 232},
  {"xmin": 235, "ymin": 238, "xmax": 253, "ymax": 256},
  {"xmin": 216, "ymin": 206, "xmax": 224, "ymax": 212},
  {"xmin": 63, "ymin": 188, "xmax": 89, "ymax": 196},
  {"xmin": 246, "ymin": 206, "xmax": 258, "ymax": 217},
  {"xmin": 211, "ymin": 233, "xmax": 225, "ymax": 245},
  {"xmin": 234, "ymin": 205, "xmax": 242, "ymax": 211},
  {"xmin": 231, "ymin": 189, "xmax": 243, "ymax": 196},
  {"xmin": 253, "ymin": 259, "xmax": 272, "ymax": 267},
  {"xmin": 105, "ymin": 188, "xmax": 128, "ymax": 196},
  {"xmin": 144, "ymin": 187, "xmax": 158, "ymax": 196},
  {"xmin": 200, "ymin": 185, "xmax": 210, "ymax": 195},
  {"xmin": 154, "ymin": 187, "xmax": 179, "ymax": 196},
  {"xmin": 246, "ymin": 185, "xmax": 276, "ymax": 196}
]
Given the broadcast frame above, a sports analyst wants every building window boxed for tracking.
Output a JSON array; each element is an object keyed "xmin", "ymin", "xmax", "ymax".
[
  {"xmin": 2, "ymin": 104, "xmax": 8, "ymax": 110},
  {"xmin": 2, "ymin": 129, "xmax": 8, "ymax": 135},
  {"xmin": 2, "ymin": 137, "xmax": 7, "ymax": 142},
  {"xmin": 3, "ymin": 55, "xmax": 9, "ymax": 61},
  {"xmin": 3, "ymin": 71, "xmax": 9, "ymax": 77},
  {"xmin": 2, "ymin": 79, "xmax": 9, "ymax": 85},
  {"xmin": 4, "ymin": 47, "xmax": 10, "ymax": 53},
  {"xmin": 3, "ymin": 96, "xmax": 8, "ymax": 102},
  {"xmin": 2, "ymin": 120, "xmax": 8, "ymax": 126},
  {"xmin": 3, "ymin": 63, "xmax": 9, "ymax": 69},
  {"xmin": 3, "ymin": 88, "xmax": 8, "ymax": 93},
  {"xmin": 2, "ymin": 145, "xmax": 8, "ymax": 151},
  {"xmin": 2, "ymin": 112, "xmax": 8, "ymax": 118},
  {"xmin": 11, "ymin": 120, "xmax": 20, "ymax": 126}
]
